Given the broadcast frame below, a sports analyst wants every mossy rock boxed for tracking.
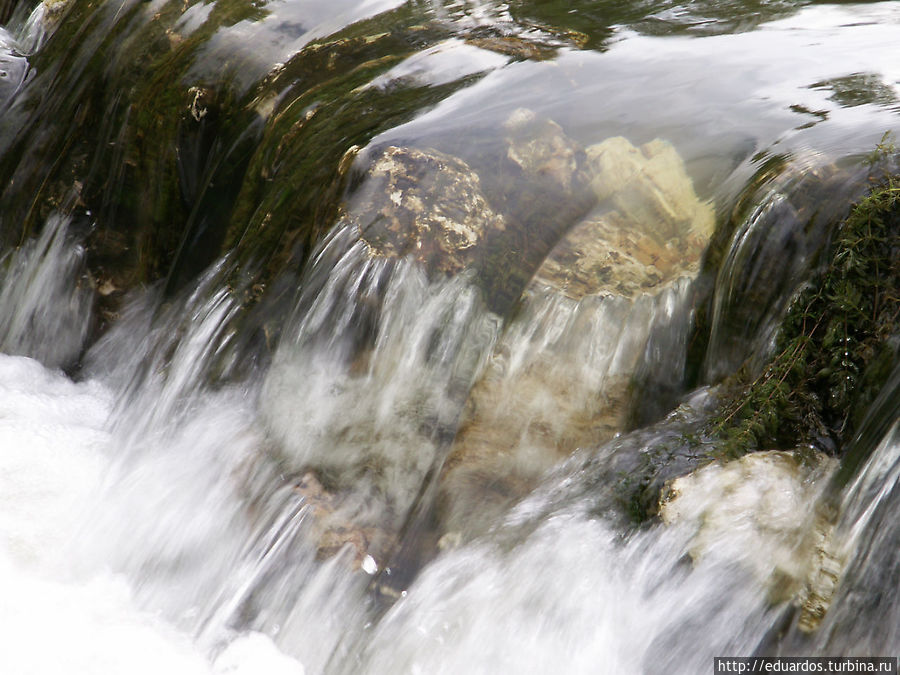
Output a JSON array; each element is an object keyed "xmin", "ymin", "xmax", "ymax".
[{"xmin": 707, "ymin": 169, "xmax": 900, "ymax": 460}]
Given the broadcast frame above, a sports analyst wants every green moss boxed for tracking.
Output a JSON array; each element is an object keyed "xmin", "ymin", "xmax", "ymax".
[
  {"xmin": 708, "ymin": 167, "xmax": 900, "ymax": 458},
  {"xmin": 224, "ymin": 16, "xmax": 465, "ymax": 288}
]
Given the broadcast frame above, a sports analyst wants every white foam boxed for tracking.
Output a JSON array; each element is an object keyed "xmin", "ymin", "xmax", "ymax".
[
  {"xmin": 214, "ymin": 632, "xmax": 305, "ymax": 675},
  {"xmin": 0, "ymin": 354, "xmax": 110, "ymax": 569},
  {"xmin": 0, "ymin": 353, "xmax": 306, "ymax": 675}
]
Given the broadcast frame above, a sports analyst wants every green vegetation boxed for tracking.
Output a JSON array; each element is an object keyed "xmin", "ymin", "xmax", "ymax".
[{"xmin": 709, "ymin": 151, "xmax": 899, "ymax": 459}]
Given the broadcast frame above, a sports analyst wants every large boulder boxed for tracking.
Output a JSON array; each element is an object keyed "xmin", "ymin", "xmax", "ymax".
[{"xmin": 435, "ymin": 135, "xmax": 715, "ymax": 542}]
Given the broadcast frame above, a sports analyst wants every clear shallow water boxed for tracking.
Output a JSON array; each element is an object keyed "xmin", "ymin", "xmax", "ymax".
[
  {"xmin": 375, "ymin": 2, "xmax": 900, "ymax": 201},
  {"xmin": 0, "ymin": 0, "xmax": 899, "ymax": 673}
]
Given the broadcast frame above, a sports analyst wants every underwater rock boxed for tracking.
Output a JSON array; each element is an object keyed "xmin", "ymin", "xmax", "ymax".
[
  {"xmin": 588, "ymin": 137, "xmax": 715, "ymax": 241},
  {"xmin": 435, "ymin": 333, "xmax": 635, "ymax": 540},
  {"xmin": 502, "ymin": 107, "xmax": 588, "ymax": 198},
  {"xmin": 291, "ymin": 472, "xmax": 389, "ymax": 569},
  {"xmin": 659, "ymin": 450, "xmax": 839, "ymax": 612},
  {"xmin": 351, "ymin": 145, "xmax": 507, "ymax": 275},
  {"xmin": 261, "ymin": 117, "xmax": 599, "ymax": 572},
  {"xmin": 535, "ymin": 137, "xmax": 714, "ymax": 300},
  {"xmin": 435, "ymin": 136, "xmax": 714, "ymax": 542},
  {"xmin": 264, "ymin": 130, "xmax": 715, "ymax": 560},
  {"xmin": 469, "ymin": 108, "xmax": 598, "ymax": 312},
  {"xmin": 344, "ymin": 108, "xmax": 600, "ymax": 297}
]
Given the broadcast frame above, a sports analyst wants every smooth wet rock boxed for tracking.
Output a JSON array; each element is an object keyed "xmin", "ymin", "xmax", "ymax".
[
  {"xmin": 351, "ymin": 146, "xmax": 507, "ymax": 275},
  {"xmin": 436, "ymin": 135, "xmax": 714, "ymax": 543},
  {"xmin": 535, "ymin": 136, "xmax": 714, "ymax": 300}
]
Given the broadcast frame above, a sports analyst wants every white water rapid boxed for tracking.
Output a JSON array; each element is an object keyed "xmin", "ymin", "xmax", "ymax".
[{"xmin": 0, "ymin": 211, "xmax": 865, "ymax": 674}]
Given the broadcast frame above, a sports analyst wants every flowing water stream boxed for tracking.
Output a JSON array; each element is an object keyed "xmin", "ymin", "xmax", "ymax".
[{"xmin": 0, "ymin": 1, "xmax": 899, "ymax": 673}]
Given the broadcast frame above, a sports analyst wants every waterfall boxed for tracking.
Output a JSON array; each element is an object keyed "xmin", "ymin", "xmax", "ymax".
[{"xmin": 1, "ymin": 0, "xmax": 899, "ymax": 673}]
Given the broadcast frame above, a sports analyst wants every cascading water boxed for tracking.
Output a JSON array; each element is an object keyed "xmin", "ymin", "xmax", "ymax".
[{"xmin": 0, "ymin": 1, "xmax": 899, "ymax": 674}]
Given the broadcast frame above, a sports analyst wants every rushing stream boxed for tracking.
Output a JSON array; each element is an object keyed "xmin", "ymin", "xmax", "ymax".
[{"xmin": 1, "ymin": 1, "xmax": 899, "ymax": 673}]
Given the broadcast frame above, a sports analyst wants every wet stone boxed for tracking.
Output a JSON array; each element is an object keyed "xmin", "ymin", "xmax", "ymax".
[
  {"xmin": 435, "ymin": 135, "xmax": 714, "ymax": 543},
  {"xmin": 535, "ymin": 136, "xmax": 715, "ymax": 300},
  {"xmin": 351, "ymin": 145, "xmax": 506, "ymax": 275},
  {"xmin": 659, "ymin": 450, "xmax": 838, "ymax": 610}
]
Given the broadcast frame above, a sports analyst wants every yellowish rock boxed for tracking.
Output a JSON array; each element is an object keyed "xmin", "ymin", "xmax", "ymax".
[{"xmin": 535, "ymin": 136, "xmax": 714, "ymax": 300}]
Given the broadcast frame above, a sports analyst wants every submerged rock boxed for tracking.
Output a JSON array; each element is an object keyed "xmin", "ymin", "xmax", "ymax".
[
  {"xmin": 351, "ymin": 145, "xmax": 506, "ymax": 275},
  {"xmin": 348, "ymin": 107, "xmax": 597, "ymax": 304},
  {"xmin": 502, "ymin": 107, "xmax": 588, "ymax": 198},
  {"xmin": 588, "ymin": 137, "xmax": 715, "ymax": 241},
  {"xmin": 436, "ymin": 135, "xmax": 715, "ymax": 542},
  {"xmin": 535, "ymin": 137, "xmax": 714, "ymax": 300},
  {"xmin": 262, "ymin": 125, "xmax": 716, "ymax": 570},
  {"xmin": 471, "ymin": 108, "xmax": 598, "ymax": 312},
  {"xmin": 278, "ymin": 124, "xmax": 720, "ymax": 572}
]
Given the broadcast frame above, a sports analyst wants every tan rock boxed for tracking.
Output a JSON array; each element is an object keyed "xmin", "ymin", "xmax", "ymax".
[
  {"xmin": 436, "ymin": 135, "xmax": 714, "ymax": 543},
  {"xmin": 536, "ymin": 137, "xmax": 714, "ymax": 300},
  {"xmin": 436, "ymin": 343, "xmax": 632, "ymax": 538},
  {"xmin": 587, "ymin": 136, "xmax": 715, "ymax": 243}
]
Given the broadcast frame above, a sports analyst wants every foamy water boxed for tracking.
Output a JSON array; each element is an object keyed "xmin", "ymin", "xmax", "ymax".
[
  {"xmin": 0, "ymin": 213, "xmax": 855, "ymax": 675},
  {"xmin": 0, "ymin": 353, "xmax": 305, "ymax": 675}
]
